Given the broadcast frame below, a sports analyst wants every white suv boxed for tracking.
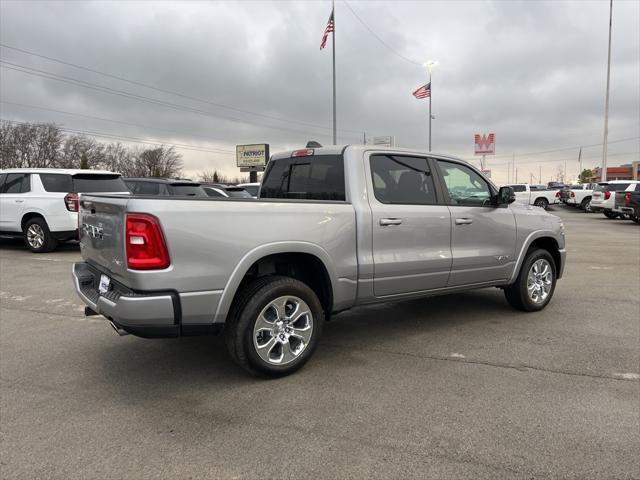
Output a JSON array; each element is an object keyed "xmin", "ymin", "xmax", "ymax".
[
  {"xmin": 0, "ymin": 168, "xmax": 128, "ymax": 252},
  {"xmin": 591, "ymin": 180, "xmax": 640, "ymax": 219}
]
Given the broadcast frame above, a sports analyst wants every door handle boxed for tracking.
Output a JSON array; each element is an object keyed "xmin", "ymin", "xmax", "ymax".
[
  {"xmin": 379, "ymin": 218, "xmax": 403, "ymax": 226},
  {"xmin": 15, "ymin": 200, "xmax": 24, "ymax": 203},
  {"xmin": 455, "ymin": 218, "xmax": 473, "ymax": 225}
]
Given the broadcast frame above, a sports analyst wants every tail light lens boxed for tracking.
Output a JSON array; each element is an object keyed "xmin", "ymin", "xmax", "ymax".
[
  {"xmin": 65, "ymin": 193, "xmax": 79, "ymax": 212},
  {"xmin": 555, "ymin": 191, "xmax": 561, "ymax": 198},
  {"xmin": 604, "ymin": 191, "xmax": 611, "ymax": 200},
  {"xmin": 625, "ymin": 192, "xmax": 632, "ymax": 206},
  {"xmin": 571, "ymin": 192, "xmax": 575, "ymax": 198},
  {"xmin": 126, "ymin": 214, "xmax": 170, "ymax": 270}
]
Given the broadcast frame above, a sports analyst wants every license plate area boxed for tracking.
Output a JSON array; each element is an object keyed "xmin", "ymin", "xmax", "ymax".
[{"xmin": 98, "ymin": 274, "xmax": 111, "ymax": 294}]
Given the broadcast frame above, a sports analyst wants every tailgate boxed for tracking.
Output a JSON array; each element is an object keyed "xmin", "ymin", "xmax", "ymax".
[{"xmin": 78, "ymin": 194, "xmax": 130, "ymax": 283}]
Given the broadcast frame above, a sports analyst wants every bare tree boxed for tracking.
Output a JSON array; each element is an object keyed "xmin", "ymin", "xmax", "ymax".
[
  {"xmin": 102, "ymin": 142, "xmax": 133, "ymax": 173},
  {"xmin": 198, "ymin": 169, "xmax": 220, "ymax": 183},
  {"xmin": 132, "ymin": 146, "xmax": 182, "ymax": 178},
  {"xmin": 58, "ymin": 135, "xmax": 105, "ymax": 169},
  {"xmin": 0, "ymin": 121, "xmax": 63, "ymax": 168}
]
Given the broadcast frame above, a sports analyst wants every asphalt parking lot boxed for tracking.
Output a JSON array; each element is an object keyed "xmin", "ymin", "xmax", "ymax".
[{"xmin": 1, "ymin": 206, "xmax": 638, "ymax": 479}]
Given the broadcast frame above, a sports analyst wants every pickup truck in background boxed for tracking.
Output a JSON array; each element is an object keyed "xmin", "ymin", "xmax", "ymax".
[
  {"xmin": 561, "ymin": 183, "xmax": 598, "ymax": 212},
  {"xmin": 615, "ymin": 189, "xmax": 640, "ymax": 224},
  {"xmin": 591, "ymin": 181, "xmax": 640, "ymax": 219},
  {"xmin": 507, "ymin": 183, "xmax": 561, "ymax": 209},
  {"xmin": 72, "ymin": 145, "xmax": 566, "ymax": 377}
]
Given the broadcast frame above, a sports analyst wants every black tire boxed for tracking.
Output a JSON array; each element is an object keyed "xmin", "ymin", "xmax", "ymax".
[
  {"xmin": 23, "ymin": 217, "xmax": 57, "ymax": 253},
  {"xmin": 225, "ymin": 275, "xmax": 324, "ymax": 377},
  {"xmin": 631, "ymin": 215, "xmax": 640, "ymax": 224},
  {"xmin": 603, "ymin": 210, "xmax": 618, "ymax": 219},
  {"xmin": 504, "ymin": 249, "xmax": 557, "ymax": 312},
  {"xmin": 533, "ymin": 198, "xmax": 548, "ymax": 209},
  {"xmin": 580, "ymin": 197, "xmax": 592, "ymax": 212}
]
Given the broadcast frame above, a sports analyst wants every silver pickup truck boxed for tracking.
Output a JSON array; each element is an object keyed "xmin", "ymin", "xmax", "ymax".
[{"xmin": 73, "ymin": 145, "xmax": 566, "ymax": 376}]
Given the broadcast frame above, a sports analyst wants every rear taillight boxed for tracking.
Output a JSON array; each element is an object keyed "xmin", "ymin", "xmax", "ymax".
[
  {"xmin": 625, "ymin": 192, "xmax": 632, "ymax": 206},
  {"xmin": 570, "ymin": 192, "xmax": 575, "ymax": 198},
  {"xmin": 65, "ymin": 193, "xmax": 79, "ymax": 212},
  {"xmin": 555, "ymin": 191, "xmax": 561, "ymax": 198},
  {"xmin": 126, "ymin": 214, "xmax": 170, "ymax": 270},
  {"xmin": 604, "ymin": 191, "xmax": 611, "ymax": 200}
]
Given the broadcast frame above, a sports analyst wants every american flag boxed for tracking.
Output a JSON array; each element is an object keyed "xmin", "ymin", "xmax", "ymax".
[
  {"xmin": 320, "ymin": 10, "xmax": 334, "ymax": 50},
  {"xmin": 412, "ymin": 83, "xmax": 431, "ymax": 99}
]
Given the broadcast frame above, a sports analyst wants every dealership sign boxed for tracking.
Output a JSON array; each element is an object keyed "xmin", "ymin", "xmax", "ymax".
[
  {"xmin": 236, "ymin": 144, "xmax": 269, "ymax": 169},
  {"xmin": 474, "ymin": 133, "xmax": 495, "ymax": 155}
]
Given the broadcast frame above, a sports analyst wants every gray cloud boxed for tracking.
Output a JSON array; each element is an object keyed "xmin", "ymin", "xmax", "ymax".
[{"xmin": 1, "ymin": 0, "xmax": 638, "ymax": 183}]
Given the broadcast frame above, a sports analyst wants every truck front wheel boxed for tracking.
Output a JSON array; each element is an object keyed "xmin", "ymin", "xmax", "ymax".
[
  {"xmin": 225, "ymin": 275, "xmax": 324, "ymax": 377},
  {"xmin": 504, "ymin": 249, "xmax": 557, "ymax": 312}
]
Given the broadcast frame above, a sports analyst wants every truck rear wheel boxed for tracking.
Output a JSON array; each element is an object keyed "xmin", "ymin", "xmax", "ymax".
[
  {"xmin": 504, "ymin": 249, "xmax": 557, "ymax": 312},
  {"xmin": 580, "ymin": 197, "xmax": 592, "ymax": 212},
  {"xmin": 225, "ymin": 275, "xmax": 324, "ymax": 377}
]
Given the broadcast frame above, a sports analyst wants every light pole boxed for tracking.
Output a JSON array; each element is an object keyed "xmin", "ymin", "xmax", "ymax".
[{"xmin": 424, "ymin": 60, "xmax": 437, "ymax": 151}]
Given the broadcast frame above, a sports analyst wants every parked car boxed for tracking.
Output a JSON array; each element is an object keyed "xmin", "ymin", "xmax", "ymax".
[
  {"xmin": 72, "ymin": 145, "xmax": 565, "ymax": 377},
  {"xmin": 124, "ymin": 178, "xmax": 207, "ymax": 196},
  {"xmin": 506, "ymin": 183, "xmax": 561, "ymax": 209},
  {"xmin": 562, "ymin": 183, "xmax": 598, "ymax": 212},
  {"xmin": 0, "ymin": 168, "xmax": 128, "ymax": 252},
  {"xmin": 591, "ymin": 181, "xmax": 640, "ymax": 218},
  {"xmin": 237, "ymin": 182, "xmax": 260, "ymax": 198},
  {"xmin": 614, "ymin": 189, "xmax": 640, "ymax": 224},
  {"xmin": 202, "ymin": 184, "xmax": 253, "ymax": 198}
]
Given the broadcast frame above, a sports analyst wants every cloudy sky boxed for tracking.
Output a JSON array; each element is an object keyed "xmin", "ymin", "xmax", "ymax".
[{"xmin": 1, "ymin": 0, "xmax": 638, "ymax": 183}]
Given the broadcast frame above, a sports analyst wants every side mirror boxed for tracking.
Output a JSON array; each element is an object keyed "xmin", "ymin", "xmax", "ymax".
[{"xmin": 496, "ymin": 186, "xmax": 516, "ymax": 206}]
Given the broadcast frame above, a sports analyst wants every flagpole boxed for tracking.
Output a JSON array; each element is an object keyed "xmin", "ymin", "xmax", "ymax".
[
  {"xmin": 428, "ymin": 68, "xmax": 432, "ymax": 152},
  {"xmin": 601, "ymin": 0, "xmax": 613, "ymax": 182},
  {"xmin": 332, "ymin": 0, "xmax": 337, "ymax": 145}
]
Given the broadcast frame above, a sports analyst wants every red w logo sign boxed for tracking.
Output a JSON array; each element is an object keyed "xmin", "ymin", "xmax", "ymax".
[{"xmin": 474, "ymin": 133, "xmax": 496, "ymax": 155}]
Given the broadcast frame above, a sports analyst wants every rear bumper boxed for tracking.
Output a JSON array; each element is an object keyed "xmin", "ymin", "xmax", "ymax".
[
  {"xmin": 73, "ymin": 262, "xmax": 179, "ymax": 337},
  {"xmin": 72, "ymin": 262, "xmax": 222, "ymax": 338}
]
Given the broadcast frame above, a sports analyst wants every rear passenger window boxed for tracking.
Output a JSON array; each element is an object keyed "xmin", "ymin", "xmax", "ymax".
[
  {"xmin": 510, "ymin": 185, "xmax": 526, "ymax": 192},
  {"xmin": 40, "ymin": 174, "xmax": 72, "ymax": 192},
  {"xmin": 260, "ymin": 155, "xmax": 345, "ymax": 201},
  {"xmin": 135, "ymin": 182, "xmax": 161, "ymax": 195},
  {"xmin": 1, "ymin": 174, "xmax": 24, "ymax": 194},
  {"xmin": 20, "ymin": 174, "xmax": 31, "ymax": 193},
  {"xmin": 370, "ymin": 155, "xmax": 437, "ymax": 205}
]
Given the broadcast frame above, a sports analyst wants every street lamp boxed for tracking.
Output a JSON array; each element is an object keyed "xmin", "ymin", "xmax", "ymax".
[{"xmin": 423, "ymin": 61, "xmax": 438, "ymax": 151}]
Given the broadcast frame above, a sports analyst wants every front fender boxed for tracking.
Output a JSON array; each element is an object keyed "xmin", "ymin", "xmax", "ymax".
[{"xmin": 508, "ymin": 230, "xmax": 566, "ymax": 283}]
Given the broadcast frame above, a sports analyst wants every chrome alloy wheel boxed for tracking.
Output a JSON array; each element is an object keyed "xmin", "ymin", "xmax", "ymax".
[
  {"xmin": 26, "ymin": 224, "xmax": 45, "ymax": 249},
  {"xmin": 253, "ymin": 296, "xmax": 313, "ymax": 365},
  {"xmin": 527, "ymin": 259, "xmax": 553, "ymax": 303}
]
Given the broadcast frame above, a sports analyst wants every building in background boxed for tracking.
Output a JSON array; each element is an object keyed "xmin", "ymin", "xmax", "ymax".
[{"xmin": 589, "ymin": 161, "xmax": 640, "ymax": 182}]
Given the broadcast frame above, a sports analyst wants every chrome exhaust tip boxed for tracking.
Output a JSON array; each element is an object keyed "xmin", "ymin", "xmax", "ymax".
[{"xmin": 109, "ymin": 321, "xmax": 130, "ymax": 336}]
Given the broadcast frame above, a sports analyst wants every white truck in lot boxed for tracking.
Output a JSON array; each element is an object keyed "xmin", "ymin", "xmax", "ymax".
[
  {"xmin": 562, "ymin": 183, "xmax": 598, "ymax": 212},
  {"xmin": 506, "ymin": 184, "xmax": 560, "ymax": 209},
  {"xmin": 72, "ymin": 145, "xmax": 566, "ymax": 377}
]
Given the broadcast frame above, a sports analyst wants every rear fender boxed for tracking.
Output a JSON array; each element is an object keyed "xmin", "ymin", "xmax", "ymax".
[{"xmin": 213, "ymin": 241, "xmax": 339, "ymax": 323}]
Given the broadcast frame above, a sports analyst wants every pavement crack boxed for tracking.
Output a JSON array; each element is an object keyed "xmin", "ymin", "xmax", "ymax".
[{"xmin": 322, "ymin": 343, "xmax": 639, "ymax": 382}]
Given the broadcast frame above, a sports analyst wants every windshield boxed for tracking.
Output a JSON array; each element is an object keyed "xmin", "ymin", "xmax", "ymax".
[
  {"xmin": 169, "ymin": 184, "xmax": 207, "ymax": 196},
  {"xmin": 40, "ymin": 173, "xmax": 128, "ymax": 193},
  {"xmin": 605, "ymin": 183, "xmax": 631, "ymax": 192},
  {"xmin": 242, "ymin": 184, "xmax": 260, "ymax": 196},
  {"xmin": 225, "ymin": 188, "xmax": 252, "ymax": 198}
]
